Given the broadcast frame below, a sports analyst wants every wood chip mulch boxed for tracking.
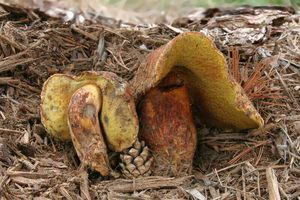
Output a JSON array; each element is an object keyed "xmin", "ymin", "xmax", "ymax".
[{"xmin": 0, "ymin": 3, "xmax": 299, "ymax": 200}]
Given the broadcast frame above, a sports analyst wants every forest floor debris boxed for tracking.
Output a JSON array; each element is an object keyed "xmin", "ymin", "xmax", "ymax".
[{"xmin": 0, "ymin": 4, "xmax": 299, "ymax": 200}]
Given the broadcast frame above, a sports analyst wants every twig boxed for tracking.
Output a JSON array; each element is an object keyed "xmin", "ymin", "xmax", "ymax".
[
  {"xmin": 206, "ymin": 161, "xmax": 248, "ymax": 177},
  {"xmin": 266, "ymin": 168, "xmax": 281, "ymax": 200},
  {"xmin": 106, "ymin": 49, "xmax": 130, "ymax": 70},
  {"xmin": 286, "ymin": 151, "xmax": 300, "ymax": 160},
  {"xmin": 7, "ymin": 81, "xmax": 41, "ymax": 94},
  {"xmin": 254, "ymin": 145, "xmax": 264, "ymax": 166},
  {"xmin": 275, "ymin": 69, "xmax": 300, "ymax": 109},
  {"xmin": 228, "ymin": 140, "xmax": 271, "ymax": 165},
  {"xmin": 257, "ymin": 171, "xmax": 261, "ymax": 197},
  {"xmin": 0, "ymin": 77, "xmax": 19, "ymax": 84},
  {"xmin": 6, "ymin": 171, "xmax": 52, "ymax": 179},
  {"xmin": 0, "ymin": 34, "xmax": 27, "ymax": 50},
  {"xmin": 80, "ymin": 170, "xmax": 91, "ymax": 200},
  {"xmin": 0, "ymin": 127, "xmax": 25, "ymax": 135},
  {"xmin": 94, "ymin": 33, "xmax": 108, "ymax": 67},
  {"xmin": 242, "ymin": 167, "xmax": 246, "ymax": 200},
  {"xmin": 278, "ymin": 186, "xmax": 289, "ymax": 199},
  {"xmin": 0, "ymin": 58, "xmax": 37, "ymax": 73},
  {"xmin": 109, "ymin": 194, "xmax": 145, "ymax": 200},
  {"xmin": 59, "ymin": 186, "xmax": 73, "ymax": 200},
  {"xmin": 10, "ymin": 177, "xmax": 49, "ymax": 186},
  {"xmin": 71, "ymin": 24, "xmax": 98, "ymax": 41},
  {"xmin": 0, "ymin": 111, "xmax": 6, "ymax": 120},
  {"xmin": 107, "ymin": 176, "xmax": 192, "ymax": 193},
  {"xmin": 0, "ymin": 163, "xmax": 22, "ymax": 190}
]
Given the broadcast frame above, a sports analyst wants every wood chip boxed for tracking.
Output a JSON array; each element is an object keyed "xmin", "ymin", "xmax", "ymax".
[
  {"xmin": 108, "ymin": 176, "xmax": 192, "ymax": 193},
  {"xmin": 266, "ymin": 167, "xmax": 281, "ymax": 200},
  {"xmin": 11, "ymin": 176, "xmax": 49, "ymax": 186}
]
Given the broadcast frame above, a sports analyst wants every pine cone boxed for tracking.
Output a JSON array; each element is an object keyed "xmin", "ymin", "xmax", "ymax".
[{"xmin": 119, "ymin": 140, "xmax": 153, "ymax": 178}]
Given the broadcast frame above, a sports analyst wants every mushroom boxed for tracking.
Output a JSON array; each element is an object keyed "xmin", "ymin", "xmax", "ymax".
[
  {"xmin": 40, "ymin": 71, "xmax": 138, "ymax": 175},
  {"xmin": 131, "ymin": 32, "xmax": 264, "ymax": 175}
]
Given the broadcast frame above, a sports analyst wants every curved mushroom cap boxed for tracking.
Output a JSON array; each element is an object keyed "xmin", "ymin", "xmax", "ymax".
[
  {"xmin": 40, "ymin": 71, "xmax": 138, "ymax": 152},
  {"xmin": 131, "ymin": 32, "xmax": 264, "ymax": 130}
]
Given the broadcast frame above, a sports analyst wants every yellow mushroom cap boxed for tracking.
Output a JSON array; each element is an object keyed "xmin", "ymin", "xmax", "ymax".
[{"xmin": 131, "ymin": 32, "xmax": 264, "ymax": 130}]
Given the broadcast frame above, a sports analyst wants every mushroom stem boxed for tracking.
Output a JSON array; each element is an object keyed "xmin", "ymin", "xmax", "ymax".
[
  {"xmin": 139, "ymin": 74, "xmax": 197, "ymax": 176},
  {"xmin": 67, "ymin": 84, "xmax": 110, "ymax": 176}
]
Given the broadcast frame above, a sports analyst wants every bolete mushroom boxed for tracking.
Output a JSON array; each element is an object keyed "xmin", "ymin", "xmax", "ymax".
[
  {"xmin": 40, "ymin": 71, "xmax": 138, "ymax": 175},
  {"xmin": 131, "ymin": 32, "xmax": 264, "ymax": 175}
]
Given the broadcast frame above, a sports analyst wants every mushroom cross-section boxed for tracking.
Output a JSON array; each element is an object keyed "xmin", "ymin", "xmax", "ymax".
[{"xmin": 40, "ymin": 71, "xmax": 138, "ymax": 152}]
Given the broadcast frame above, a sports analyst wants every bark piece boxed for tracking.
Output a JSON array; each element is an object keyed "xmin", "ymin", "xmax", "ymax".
[
  {"xmin": 40, "ymin": 71, "xmax": 138, "ymax": 152},
  {"xmin": 67, "ymin": 84, "xmax": 110, "ymax": 176},
  {"xmin": 139, "ymin": 80, "xmax": 197, "ymax": 176},
  {"xmin": 131, "ymin": 32, "xmax": 264, "ymax": 130}
]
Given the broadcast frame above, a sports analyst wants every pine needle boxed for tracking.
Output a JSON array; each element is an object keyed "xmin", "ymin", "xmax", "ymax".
[
  {"xmin": 243, "ymin": 58, "xmax": 269, "ymax": 94},
  {"xmin": 228, "ymin": 48, "xmax": 282, "ymax": 102}
]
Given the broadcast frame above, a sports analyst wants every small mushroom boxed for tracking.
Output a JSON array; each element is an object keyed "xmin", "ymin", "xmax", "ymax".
[
  {"xmin": 67, "ymin": 84, "xmax": 109, "ymax": 176},
  {"xmin": 40, "ymin": 71, "xmax": 138, "ymax": 152}
]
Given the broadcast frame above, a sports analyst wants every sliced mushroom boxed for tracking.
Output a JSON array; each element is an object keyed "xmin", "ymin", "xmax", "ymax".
[
  {"xmin": 67, "ymin": 84, "xmax": 109, "ymax": 176},
  {"xmin": 40, "ymin": 71, "xmax": 138, "ymax": 152}
]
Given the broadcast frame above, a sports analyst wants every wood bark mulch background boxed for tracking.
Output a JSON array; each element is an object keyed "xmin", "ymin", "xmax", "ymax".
[{"xmin": 0, "ymin": 3, "xmax": 299, "ymax": 199}]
